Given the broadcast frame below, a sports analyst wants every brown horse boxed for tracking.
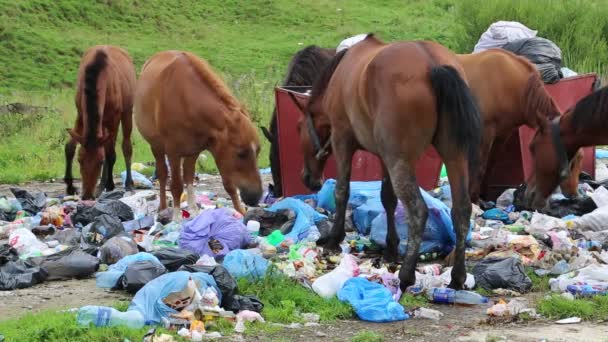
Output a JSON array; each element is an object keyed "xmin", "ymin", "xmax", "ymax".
[
  {"xmin": 261, "ymin": 45, "xmax": 336, "ymax": 197},
  {"xmin": 526, "ymin": 85, "xmax": 608, "ymax": 209},
  {"xmin": 299, "ymin": 34, "xmax": 482, "ymax": 290},
  {"xmin": 65, "ymin": 45, "xmax": 136, "ymax": 200},
  {"xmin": 134, "ymin": 51, "xmax": 263, "ymax": 218}
]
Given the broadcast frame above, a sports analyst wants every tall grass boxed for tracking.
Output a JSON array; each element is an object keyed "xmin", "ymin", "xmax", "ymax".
[{"xmin": 455, "ymin": 0, "xmax": 608, "ymax": 76}]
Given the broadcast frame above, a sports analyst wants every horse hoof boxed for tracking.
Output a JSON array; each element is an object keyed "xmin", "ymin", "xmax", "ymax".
[
  {"xmin": 125, "ymin": 185, "xmax": 134, "ymax": 193},
  {"xmin": 447, "ymin": 280, "xmax": 464, "ymax": 291},
  {"xmin": 383, "ymin": 250, "xmax": 399, "ymax": 263},
  {"xmin": 321, "ymin": 242, "xmax": 342, "ymax": 255}
]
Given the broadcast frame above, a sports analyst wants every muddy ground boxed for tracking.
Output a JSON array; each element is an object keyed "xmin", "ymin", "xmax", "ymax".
[{"xmin": 1, "ymin": 176, "xmax": 607, "ymax": 341}]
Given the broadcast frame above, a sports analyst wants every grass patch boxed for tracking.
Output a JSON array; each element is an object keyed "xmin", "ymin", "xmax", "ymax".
[
  {"xmin": 399, "ymin": 293, "xmax": 429, "ymax": 309},
  {"xmin": 537, "ymin": 294, "xmax": 608, "ymax": 321},
  {"xmin": 237, "ymin": 272, "xmax": 354, "ymax": 324},
  {"xmin": 352, "ymin": 331, "xmax": 385, "ymax": 342},
  {"xmin": 526, "ymin": 268, "xmax": 551, "ymax": 293}
]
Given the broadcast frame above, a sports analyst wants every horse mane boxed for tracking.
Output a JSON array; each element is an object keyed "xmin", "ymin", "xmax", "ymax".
[
  {"xmin": 283, "ymin": 45, "xmax": 336, "ymax": 86},
  {"xmin": 523, "ymin": 72, "xmax": 561, "ymax": 123},
  {"xmin": 308, "ymin": 48, "xmax": 350, "ymax": 108},
  {"xmin": 182, "ymin": 52, "xmax": 242, "ymax": 114},
  {"xmin": 570, "ymin": 85, "xmax": 608, "ymax": 132},
  {"xmin": 84, "ymin": 50, "xmax": 107, "ymax": 149}
]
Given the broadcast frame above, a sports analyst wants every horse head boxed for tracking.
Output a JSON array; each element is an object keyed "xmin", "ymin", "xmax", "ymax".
[
  {"xmin": 67, "ymin": 128, "xmax": 109, "ymax": 200},
  {"xmin": 525, "ymin": 117, "xmax": 570, "ymax": 209},
  {"xmin": 211, "ymin": 108, "xmax": 263, "ymax": 206}
]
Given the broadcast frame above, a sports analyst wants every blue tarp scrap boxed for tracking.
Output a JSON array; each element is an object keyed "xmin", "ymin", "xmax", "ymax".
[{"xmin": 266, "ymin": 197, "xmax": 327, "ymax": 242}]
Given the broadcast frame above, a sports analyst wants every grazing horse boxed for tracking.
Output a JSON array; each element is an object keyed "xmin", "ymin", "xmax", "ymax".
[
  {"xmin": 298, "ymin": 34, "xmax": 482, "ymax": 290},
  {"xmin": 65, "ymin": 45, "xmax": 136, "ymax": 200},
  {"xmin": 456, "ymin": 49, "xmax": 584, "ymax": 201},
  {"xmin": 134, "ymin": 51, "xmax": 263, "ymax": 217},
  {"xmin": 261, "ymin": 45, "xmax": 336, "ymax": 198},
  {"xmin": 526, "ymin": 85, "xmax": 608, "ymax": 209}
]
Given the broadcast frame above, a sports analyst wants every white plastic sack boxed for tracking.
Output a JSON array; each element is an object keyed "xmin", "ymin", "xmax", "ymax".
[
  {"xmin": 336, "ymin": 34, "xmax": 367, "ymax": 53},
  {"xmin": 596, "ymin": 163, "xmax": 608, "ymax": 183},
  {"xmin": 119, "ymin": 191, "xmax": 160, "ymax": 218},
  {"xmin": 574, "ymin": 206, "xmax": 608, "ymax": 232},
  {"xmin": 9, "ymin": 228, "xmax": 48, "ymax": 256},
  {"xmin": 312, "ymin": 254, "xmax": 359, "ymax": 298},
  {"xmin": 527, "ymin": 213, "xmax": 567, "ymax": 238},
  {"xmin": 473, "ymin": 21, "xmax": 537, "ymax": 53},
  {"xmin": 550, "ymin": 264, "xmax": 608, "ymax": 292},
  {"xmin": 591, "ymin": 186, "xmax": 608, "ymax": 208}
]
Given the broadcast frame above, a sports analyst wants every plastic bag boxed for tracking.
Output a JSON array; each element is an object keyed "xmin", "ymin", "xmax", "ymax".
[
  {"xmin": 496, "ymin": 189, "xmax": 516, "ymax": 210},
  {"xmin": 122, "ymin": 170, "xmax": 153, "ymax": 189},
  {"xmin": 473, "ymin": 21, "xmax": 537, "ymax": 53},
  {"xmin": 82, "ymin": 214, "xmax": 125, "ymax": 246},
  {"xmin": 28, "ymin": 248, "xmax": 99, "ymax": 281},
  {"xmin": 128, "ymin": 271, "xmax": 219, "ymax": 325},
  {"xmin": 119, "ymin": 260, "xmax": 167, "ymax": 294},
  {"xmin": 179, "ymin": 209, "xmax": 251, "ymax": 258},
  {"xmin": 265, "ymin": 198, "xmax": 328, "ymax": 242},
  {"xmin": 99, "ymin": 236, "xmax": 139, "ymax": 265},
  {"xmin": 502, "ymin": 37, "xmax": 563, "ymax": 83},
  {"xmin": 370, "ymin": 188, "xmax": 468, "ymax": 255},
  {"xmin": 473, "ymin": 257, "xmax": 532, "ymax": 293},
  {"xmin": 312, "ymin": 254, "xmax": 359, "ymax": 298},
  {"xmin": 11, "ymin": 188, "xmax": 46, "ymax": 215},
  {"xmin": 96, "ymin": 252, "xmax": 162, "ymax": 289},
  {"xmin": 338, "ymin": 277, "xmax": 409, "ymax": 322},
  {"xmin": 178, "ymin": 264, "xmax": 238, "ymax": 309},
  {"xmin": 336, "ymin": 33, "xmax": 367, "ymax": 53},
  {"xmin": 0, "ymin": 244, "xmax": 48, "ymax": 290},
  {"xmin": 243, "ymin": 208, "xmax": 295, "ymax": 237},
  {"xmin": 9, "ymin": 228, "xmax": 48, "ymax": 256},
  {"xmin": 152, "ymin": 248, "xmax": 199, "ymax": 272},
  {"xmin": 119, "ymin": 191, "xmax": 160, "ymax": 219},
  {"xmin": 72, "ymin": 201, "xmax": 134, "ymax": 226},
  {"xmin": 223, "ymin": 249, "xmax": 269, "ymax": 280},
  {"xmin": 574, "ymin": 206, "xmax": 608, "ymax": 232}
]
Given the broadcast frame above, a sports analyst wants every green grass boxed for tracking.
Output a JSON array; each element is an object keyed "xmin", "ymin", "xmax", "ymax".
[
  {"xmin": 352, "ymin": 331, "xmax": 385, "ymax": 342},
  {"xmin": 1, "ymin": 0, "xmax": 606, "ymax": 183},
  {"xmin": 537, "ymin": 294, "xmax": 608, "ymax": 321},
  {"xmin": 526, "ymin": 268, "xmax": 551, "ymax": 293},
  {"xmin": 399, "ymin": 293, "xmax": 429, "ymax": 309},
  {"xmin": 237, "ymin": 272, "xmax": 353, "ymax": 324}
]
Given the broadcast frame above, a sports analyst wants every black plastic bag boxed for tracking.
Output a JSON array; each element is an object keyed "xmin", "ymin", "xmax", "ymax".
[
  {"xmin": 99, "ymin": 236, "xmax": 138, "ymax": 265},
  {"xmin": 82, "ymin": 214, "xmax": 125, "ymax": 245},
  {"xmin": 244, "ymin": 208, "xmax": 295, "ymax": 237},
  {"xmin": 98, "ymin": 190, "xmax": 125, "ymax": 202},
  {"xmin": 0, "ymin": 262, "xmax": 48, "ymax": 290},
  {"xmin": 178, "ymin": 264, "xmax": 237, "ymax": 307},
  {"xmin": 502, "ymin": 37, "xmax": 563, "ymax": 84},
  {"xmin": 28, "ymin": 248, "xmax": 99, "ymax": 281},
  {"xmin": 473, "ymin": 257, "xmax": 532, "ymax": 293},
  {"xmin": 543, "ymin": 197, "xmax": 597, "ymax": 217},
  {"xmin": 72, "ymin": 200, "xmax": 134, "ymax": 226},
  {"xmin": 0, "ymin": 244, "xmax": 18, "ymax": 265},
  {"xmin": 152, "ymin": 247, "xmax": 199, "ymax": 272},
  {"xmin": 226, "ymin": 295, "xmax": 264, "ymax": 313},
  {"xmin": 118, "ymin": 260, "xmax": 166, "ymax": 294},
  {"xmin": 46, "ymin": 228, "xmax": 82, "ymax": 246},
  {"xmin": 10, "ymin": 188, "xmax": 46, "ymax": 215}
]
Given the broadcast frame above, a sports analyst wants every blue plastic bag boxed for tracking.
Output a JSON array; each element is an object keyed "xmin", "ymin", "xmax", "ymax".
[
  {"xmin": 122, "ymin": 170, "xmax": 153, "ymax": 189},
  {"xmin": 482, "ymin": 208, "xmax": 510, "ymax": 223},
  {"xmin": 370, "ymin": 188, "xmax": 471, "ymax": 255},
  {"xmin": 128, "ymin": 271, "xmax": 219, "ymax": 325},
  {"xmin": 338, "ymin": 277, "xmax": 409, "ymax": 322},
  {"xmin": 596, "ymin": 149, "xmax": 608, "ymax": 159},
  {"xmin": 266, "ymin": 198, "xmax": 327, "ymax": 242},
  {"xmin": 96, "ymin": 252, "xmax": 162, "ymax": 288},
  {"xmin": 179, "ymin": 208, "xmax": 251, "ymax": 257},
  {"xmin": 222, "ymin": 249, "xmax": 269, "ymax": 280}
]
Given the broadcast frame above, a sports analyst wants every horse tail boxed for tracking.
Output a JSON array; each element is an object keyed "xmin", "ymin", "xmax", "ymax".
[
  {"xmin": 523, "ymin": 73, "xmax": 560, "ymax": 124},
  {"xmin": 429, "ymin": 65, "xmax": 482, "ymax": 172},
  {"xmin": 83, "ymin": 50, "xmax": 108, "ymax": 148}
]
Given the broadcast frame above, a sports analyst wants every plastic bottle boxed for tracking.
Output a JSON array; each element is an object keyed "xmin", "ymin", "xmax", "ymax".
[
  {"xmin": 550, "ymin": 260, "xmax": 570, "ymax": 275},
  {"xmin": 426, "ymin": 288, "xmax": 488, "ymax": 305},
  {"xmin": 566, "ymin": 284, "xmax": 608, "ymax": 297},
  {"xmin": 414, "ymin": 307, "xmax": 444, "ymax": 320},
  {"xmin": 77, "ymin": 306, "xmax": 145, "ymax": 328},
  {"xmin": 246, "ymin": 220, "xmax": 260, "ymax": 240}
]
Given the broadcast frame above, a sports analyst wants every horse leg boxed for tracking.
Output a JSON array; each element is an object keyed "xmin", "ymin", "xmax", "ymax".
[
  {"xmin": 168, "ymin": 155, "xmax": 183, "ymax": 221},
  {"xmin": 381, "ymin": 166, "xmax": 399, "ymax": 263},
  {"xmin": 121, "ymin": 111, "xmax": 134, "ymax": 192},
  {"xmin": 64, "ymin": 139, "xmax": 78, "ymax": 195},
  {"xmin": 104, "ymin": 137, "xmax": 117, "ymax": 192},
  {"xmin": 325, "ymin": 134, "xmax": 355, "ymax": 252},
  {"xmin": 183, "ymin": 155, "xmax": 199, "ymax": 216},
  {"xmin": 386, "ymin": 158, "xmax": 428, "ymax": 290},
  {"xmin": 469, "ymin": 130, "xmax": 494, "ymax": 202},
  {"xmin": 152, "ymin": 146, "xmax": 168, "ymax": 210}
]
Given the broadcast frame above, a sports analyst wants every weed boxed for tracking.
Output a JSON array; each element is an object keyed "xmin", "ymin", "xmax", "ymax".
[
  {"xmin": 537, "ymin": 294, "xmax": 608, "ymax": 320},
  {"xmin": 399, "ymin": 293, "xmax": 429, "ymax": 309},
  {"xmin": 352, "ymin": 330, "xmax": 384, "ymax": 342}
]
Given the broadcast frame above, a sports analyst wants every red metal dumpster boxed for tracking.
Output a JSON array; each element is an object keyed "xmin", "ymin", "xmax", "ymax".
[
  {"xmin": 481, "ymin": 73, "xmax": 598, "ymax": 200},
  {"xmin": 276, "ymin": 73, "xmax": 598, "ymax": 199},
  {"xmin": 275, "ymin": 87, "xmax": 442, "ymax": 197}
]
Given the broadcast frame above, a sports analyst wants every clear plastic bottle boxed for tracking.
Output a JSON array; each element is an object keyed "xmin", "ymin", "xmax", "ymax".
[
  {"xmin": 77, "ymin": 306, "xmax": 145, "ymax": 329},
  {"xmin": 426, "ymin": 288, "xmax": 488, "ymax": 305}
]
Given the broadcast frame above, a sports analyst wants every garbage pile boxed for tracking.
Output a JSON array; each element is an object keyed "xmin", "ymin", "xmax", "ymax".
[{"xmin": 3, "ymin": 155, "xmax": 608, "ymax": 337}]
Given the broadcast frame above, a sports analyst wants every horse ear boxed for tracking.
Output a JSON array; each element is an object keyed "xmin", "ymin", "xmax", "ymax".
[
  {"xmin": 66, "ymin": 128, "xmax": 84, "ymax": 144},
  {"xmin": 261, "ymin": 126, "xmax": 274, "ymax": 142}
]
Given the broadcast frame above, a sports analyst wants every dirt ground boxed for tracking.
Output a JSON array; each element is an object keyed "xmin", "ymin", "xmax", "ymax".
[{"xmin": 1, "ymin": 176, "xmax": 607, "ymax": 341}]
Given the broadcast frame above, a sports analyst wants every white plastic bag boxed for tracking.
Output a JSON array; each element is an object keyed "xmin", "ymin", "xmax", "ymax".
[
  {"xmin": 591, "ymin": 186, "xmax": 608, "ymax": 208},
  {"xmin": 574, "ymin": 206, "xmax": 608, "ymax": 232},
  {"xmin": 473, "ymin": 21, "xmax": 537, "ymax": 53},
  {"xmin": 312, "ymin": 254, "xmax": 359, "ymax": 298},
  {"xmin": 8, "ymin": 228, "xmax": 48, "ymax": 256},
  {"xmin": 336, "ymin": 34, "xmax": 367, "ymax": 53}
]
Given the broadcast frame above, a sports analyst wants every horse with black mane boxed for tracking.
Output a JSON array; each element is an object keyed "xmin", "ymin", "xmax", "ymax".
[
  {"xmin": 261, "ymin": 45, "xmax": 335, "ymax": 198},
  {"xmin": 298, "ymin": 34, "xmax": 481, "ymax": 290},
  {"xmin": 65, "ymin": 45, "xmax": 136, "ymax": 200},
  {"xmin": 526, "ymin": 85, "xmax": 608, "ymax": 209}
]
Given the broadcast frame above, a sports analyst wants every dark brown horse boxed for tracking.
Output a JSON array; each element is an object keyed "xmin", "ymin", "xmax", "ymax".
[
  {"xmin": 299, "ymin": 34, "xmax": 482, "ymax": 290},
  {"xmin": 134, "ymin": 51, "xmax": 263, "ymax": 219},
  {"xmin": 65, "ymin": 45, "xmax": 136, "ymax": 200},
  {"xmin": 261, "ymin": 45, "xmax": 335, "ymax": 197},
  {"xmin": 526, "ymin": 85, "xmax": 608, "ymax": 208}
]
